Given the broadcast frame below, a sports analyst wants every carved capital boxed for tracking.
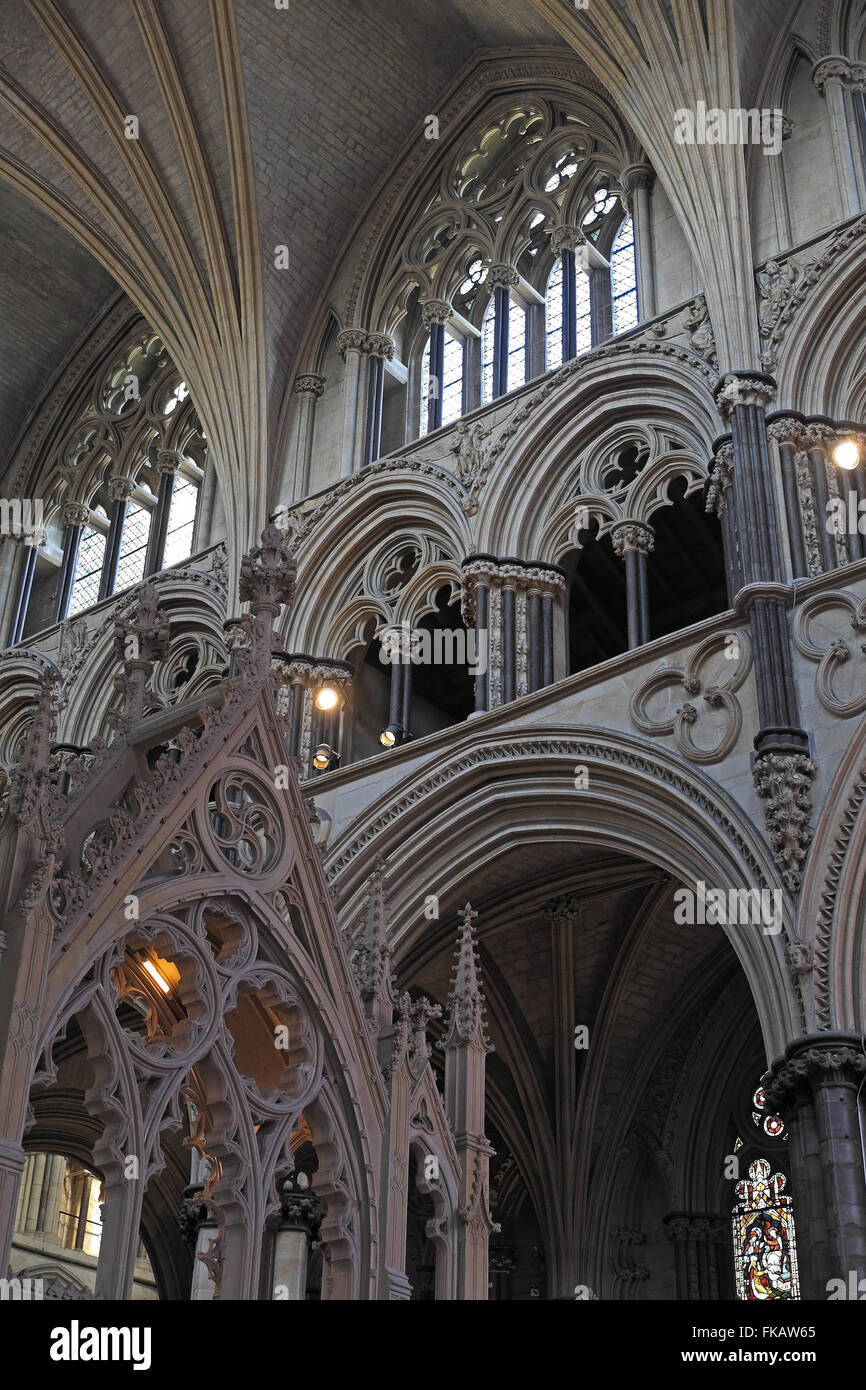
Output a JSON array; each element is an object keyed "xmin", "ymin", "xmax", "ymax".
[
  {"xmin": 812, "ymin": 55, "xmax": 852, "ymax": 92},
  {"xmin": 803, "ymin": 422, "xmax": 837, "ymax": 450},
  {"xmin": 62, "ymin": 502, "xmax": 91, "ymax": 528},
  {"xmin": 620, "ymin": 162, "xmax": 655, "ymax": 196},
  {"xmin": 293, "ymin": 373, "xmax": 326, "ymax": 397},
  {"xmin": 336, "ymin": 328, "xmax": 393, "ymax": 359},
  {"xmin": 278, "ymin": 1179, "xmax": 323, "ymax": 1240},
  {"xmin": 337, "ymin": 328, "xmax": 367, "ymax": 358},
  {"xmin": 543, "ymin": 893, "xmax": 582, "ymax": 928},
  {"xmin": 764, "ymin": 1034, "xmax": 866, "ymax": 1115},
  {"xmin": 108, "ymin": 475, "xmax": 136, "ymax": 503},
  {"xmin": 611, "ymin": 522, "xmax": 654, "ymax": 556},
  {"xmin": 420, "ymin": 299, "xmax": 452, "ymax": 329},
  {"xmin": 753, "ymin": 751, "xmax": 817, "ymax": 894},
  {"xmin": 664, "ymin": 1213, "xmax": 728, "ymax": 1244},
  {"xmin": 486, "ymin": 263, "xmax": 520, "ymax": 290},
  {"xmin": 156, "ymin": 449, "xmax": 183, "ymax": 475},
  {"xmin": 714, "ymin": 373, "xmax": 776, "ymax": 418},
  {"xmin": 366, "ymin": 333, "xmax": 394, "ymax": 359},
  {"xmin": 549, "ymin": 223, "xmax": 583, "ymax": 255},
  {"xmin": 767, "ymin": 417, "xmax": 805, "ymax": 447}
]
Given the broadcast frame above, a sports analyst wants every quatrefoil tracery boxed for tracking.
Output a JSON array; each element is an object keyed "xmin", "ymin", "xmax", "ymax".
[
  {"xmin": 629, "ymin": 630, "xmax": 752, "ymax": 763},
  {"xmin": 794, "ymin": 590, "xmax": 866, "ymax": 719}
]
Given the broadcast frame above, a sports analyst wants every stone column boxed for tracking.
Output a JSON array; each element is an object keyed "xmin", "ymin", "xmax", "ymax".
[
  {"xmin": 272, "ymin": 1175, "xmax": 323, "ymax": 1300},
  {"xmin": 99, "ymin": 476, "xmax": 136, "ymax": 600},
  {"xmin": 420, "ymin": 302, "xmax": 451, "ymax": 435},
  {"xmin": 620, "ymin": 163, "xmax": 656, "ymax": 320},
  {"xmin": 664, "ymin": 1214, "xmax": 729, "ymax": 1299},
  {"xmin": 764, "ymin": 1034, "xmax": 866, "ymax": 1299},
  {"xmin": 714, "ymin": 374, "xmax": 814, "ymax": 892},
  {"xmin": 766, "ymin": 415, "xmax": 809, "ymax": 579},
  {"xmin": 487, "ymin": 266, "xmax": 519, "ymax": 399},
  {"xmin": 54, "ymin": 502, "xmax": 90, "ymax": 623},
  {"xmin": 611, "ymin": 522, "xmax": 654, "ymax": 648},
  {"xmin": 145, "ymin": 449, "xmax": 182, "ymax": 576},
  {"xmin": 336, "ymin": 330, "xmax": 367, "ymax": 479},
  {"xmin": 804, "ymin": 419, "xmax": 844, "ymax": 573},
  {"xmin": 812, "ymin": 58, "xmax": 863, "ymax": 220},
  {"xmin": 272, "ymin": 655, "xmax": 352, "ymax": 773},
  {"xmin": 707, "ymin": 439, "xmax": 739, "ymax": 602},
  {"xmin": 549, "ymin": 225, "xmax": 583, "ymax": 361},
  {"xmin": 292, "ymin": 374, "xmax": 325, "ymax": 496},
  {"xmin": 9, "ymin": 537, "xmax": 38, "ymax": 646},
  {"xmin": 461, "ymin": 556, "xmax": 566, "ymax": 709},
  {"xmin": 364, "ymin": 334, "xmax": 394, "ymax": 464}
]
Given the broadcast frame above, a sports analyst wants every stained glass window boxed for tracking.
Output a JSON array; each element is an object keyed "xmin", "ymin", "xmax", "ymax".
[
  {"xmin": 751, "ymin": 1085, "xmax": 787, "ymax": 1140},
  {"xmin": 162, "ymin": 476, "xmax": 198, "ymax": 568},
  {"xmin": 507, "ymin": 297, "xmax": 526, "ymax": 393},
  {"xmin": 545, "ymin": 258, "xmax": 563, "ymax": 372},
  {"xmin": 68, "ymin": 525, "xmax": 107, "ymax": 616},
  {"xmin": 611, "ymin": 215, "xmax": 638, "ymax": 334},
  {"xmin": 732, "ymin": 1158, "xmax": 799, "ymax": 1300},
  {"xmin": 115, "ymin": 501, "xmax": 151, "ymax": 592},
  {"xmin": 481, "ymin": 297, "xmax": 495, "ymax": 404}
]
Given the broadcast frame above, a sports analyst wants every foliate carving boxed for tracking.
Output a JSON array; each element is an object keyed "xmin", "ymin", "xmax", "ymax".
[
  {"xmin": 156, "ymin": 449, "xmax": 183, "ymax": 475},
  {"xmin": 713, "ymin": 374, "xmax": 776, "ymax": 418},
  {"xmin": 107, "ymin": 476, "xmax": 136, "ymax": 503},
  {"xmin": 706, "ymin": 443, "xmax": 733, "ymax": 517},
  {"xmin": 793, "ymin": 590, "xmax": 866, "ymax": 718},
  {"xmin": 803, "ymin": 422, "xmax": 836, "ymax": 450},
  {"xmin": 443, "ymin": 903, "xmax": 492, "ymax": 1052},
  {"xmin": 760, "ymin": 216, "xmax": 866, "ymax": 369},
  {"xmin": 408, "ymin": 997, "xmax": 443, "ymax": 1080},
  {"xmin": 549, "ymin": 223, "xmax": 583, "ymax": 255},
  {"xmin": 61, "ymin": 502, "xmax": 90, "ymax": 528},
  {"xmin": 486, "ymin": 263, "xmax": 519, "ymax": 290},
  {"xmin": 293, "ymin": 374, "xmax": 326, "ymax": 398},
  {"xmin": 767, "ymin": 417, "xmax": 805, "ymax": 448},
  {"xmin": 814, "ymin": 759, "xmax": 866, "ymax": 1027},
  {"xmin": 629, "ymin": 630, "xmax": 752, "ymax": 764},
  {"xmin": 420, "ymin": 299, "xmax": 452, "ymax": 329},
  {"xmin": 795, "ymin": 454, "xmax": 823, "ymax": 576},
  {"xmin": 239, "ymin": 525, "xmax": 297, "ymax": 622},
  {"xmin": 543, "ymin": 893, "xmax": 582, "ymax": 928},
  {"xmin": 753, "ymin": 753, "xmax": 817, "ymax": 894},
  {"xmin": 664, "ymin": 1213, "xmax": 727, "ymax": 1244},
  {"xmin": 611, "ymin": 522, "xmax": 654, "ymax": 557},
  {"xmin": 811, "ymin": 56, "xmax": 865, "ymax": 93},
  {"xmin": 684, "ymin": 295, "xmax": 716, "ymax": 368},
  {"xmin": 336, "ymin": 329, "xmax": 394, "ymax": 359}
]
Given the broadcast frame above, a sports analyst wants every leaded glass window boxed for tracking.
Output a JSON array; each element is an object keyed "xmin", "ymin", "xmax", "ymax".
[
  {"xmin": 545, "ymin": 258, "xmax": 563, "ymax": 371},
  {"xmin": 162, "ymin": 475, "xmax": 198, "ymax": 568},
  {"xmin": 68, "ymin": 525, "xmax": 107, "ymax": 617},
  {"xmin": 115, "ymin": 500, "xmax": 151, "ymax": 591},
  {"xmin": 732, "ymin": 1159, "xmax": 800, "ymax": 1300},
  {"xmin": 751, "ymin": 1085, "xmax": 787, "ymax": 1140},
  {"xmin": 611, "ymin": 215, "xmax": 638, "ymax": 334},
  {"xmin": 481, "ymin": 298, "xmax": 495, "ymax": 404},
  {"xmin": 507, "ymin": 297, "xmax": 526, "ymax": 393},
  {"xmin": 441, "ymin": 332, "xmax": 464, "ymax": 426},
  {"xmin": 576, "ymin": 266, "xmax": 592, "ymax": 354}
]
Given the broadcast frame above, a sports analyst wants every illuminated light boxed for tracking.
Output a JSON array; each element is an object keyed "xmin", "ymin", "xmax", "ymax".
[
  {"xmin": 312, "ymin": 742, "xmax": 337, "ymax": 771},
  {"xmin": 142, "ymin": 958, "xmax": 171, "ymax": 994},
  {"xmin": 314, "ymin": 684, "xmax": 340, "ymax": 712},
  {"xmin": 380, "ymin": 723, "xmax": 403, "ymax": 748},
  {"xmin": 833, "ymin": 438, "xmax": 860, "ymax": 470}
]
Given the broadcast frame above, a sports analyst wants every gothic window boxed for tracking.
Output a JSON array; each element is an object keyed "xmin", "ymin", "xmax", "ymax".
[
  {"xmin": 611, "ymin": 215, "xmax": 638, "ymax": 333},
  {"xmin": 545, "ymin": 259, "xmax": 563, "ymax": 372},
  {"xmin": 441, "ymin": 332, "xmax": 465, "ymax": 424},
  {"xmin": 507, "ymin": 297, "xmax": 526, "ymax": 393},
  {"xmin": 751, "ymin": 1085, "xmax": 787, "ymax": 1140},
  {"xmin": 162, "ymin": 473, "xmax": 199, "ymax": 568},
  {"xmin": 115, "ymin": 496, "xmax": 153, "ymax": 591},
  {"xmin": 68, "ymin": 516, "xmax": 108, "ymax": 617},
  {"xmin": 732, "ymin": 1158, "xmax": 800, "ymax": 1300}
]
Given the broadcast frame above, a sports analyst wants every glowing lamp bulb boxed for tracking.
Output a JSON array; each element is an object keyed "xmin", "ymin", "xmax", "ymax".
[
  {"xmin": 380, "ymin": 727, "xmax": 397, "ymax": 748},
  {"xmin": 833, "ymin": 439, "xmax": 859, "ymax": 471},
  {"xmin": 314, "ymin": 684, "xmax": 340, "ymax": 712},
  {"xmin": 312, "ymin": 743, "xmax": 333, "ymax": 770}
]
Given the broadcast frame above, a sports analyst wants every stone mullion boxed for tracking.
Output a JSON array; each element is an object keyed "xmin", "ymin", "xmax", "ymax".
[
  {"xmin": 611, "ymin": 524, "xmax": 653, "ymax": 648},
  {"xmin": 488, "ymin": 267, "xmax": 519, "ymax": 400},
  {"xmin": 562, "ymin": 247, "xmax": 577, "ymax": 360},
  {"xmin": 55, "ymin": 504, "xmax": 91, "ymax": 622},
  {"xmin": 146, "ymin": 450, "xmax": 181, "ymax": 576},
  {"xmin": 99, "ymin": 477, "xmax": 136, "ymax": 601}
]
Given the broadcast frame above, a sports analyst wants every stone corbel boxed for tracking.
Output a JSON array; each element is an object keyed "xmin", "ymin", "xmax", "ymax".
[{"xmin": 753, "ymin": 751, "xmax": 817, "ymax": 894}]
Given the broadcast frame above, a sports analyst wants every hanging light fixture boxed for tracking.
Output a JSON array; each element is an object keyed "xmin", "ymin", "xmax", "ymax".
[{"xmin": 312, "ymin": 742, "xmax": 338, "ymax": 770}]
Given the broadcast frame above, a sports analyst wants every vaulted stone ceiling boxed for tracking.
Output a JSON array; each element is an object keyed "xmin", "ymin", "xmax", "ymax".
[{"xmin": 0, "ymin": 0, "xmax": 805, "ymax": 562}]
